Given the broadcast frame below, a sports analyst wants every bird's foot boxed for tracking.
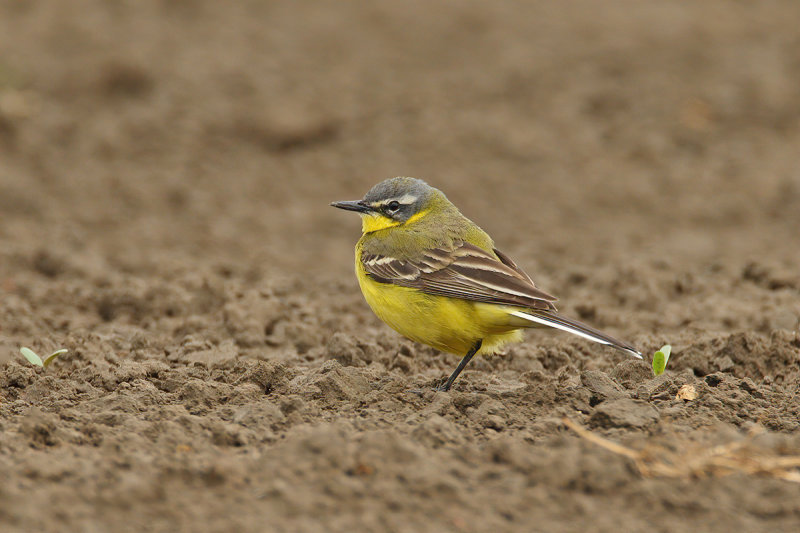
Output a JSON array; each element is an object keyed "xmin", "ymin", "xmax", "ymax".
[
  {"xmin": 433, "ymin": 379, "xmax": 452, "ymax": 392},
  {"xmin": 405, "ymin": 378, "xmax": 451, "ymax": 395}
]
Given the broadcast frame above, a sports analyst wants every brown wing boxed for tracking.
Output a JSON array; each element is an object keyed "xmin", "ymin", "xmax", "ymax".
[
  {"xmin": 362, "ymin": 241, "xmax": 557, "ymax": 311},
  {"xmin": 492, "ymin": 247, "xmax": 534, "ymax": 284}
]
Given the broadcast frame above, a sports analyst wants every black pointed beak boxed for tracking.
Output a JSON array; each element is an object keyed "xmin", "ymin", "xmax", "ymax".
[{"xmin": 330, "ymin": 200, "xmax": 372, "ymax": 213}]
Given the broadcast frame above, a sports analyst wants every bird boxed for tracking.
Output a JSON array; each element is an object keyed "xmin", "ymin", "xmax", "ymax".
[{"xmin": 331, "ymin": 177, "xmax": 641, "ymax": 391}]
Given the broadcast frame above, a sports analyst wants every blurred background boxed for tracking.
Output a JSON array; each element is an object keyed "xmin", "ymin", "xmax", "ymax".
[{"xmin": 1, "ymin": 0, "xmax": 798, "ymax": 316}]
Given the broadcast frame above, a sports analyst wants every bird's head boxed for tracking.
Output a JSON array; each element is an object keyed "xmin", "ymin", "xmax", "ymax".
[{"xmin": 331, "ymin": 177, "xmax": 442, "ymax": 233}]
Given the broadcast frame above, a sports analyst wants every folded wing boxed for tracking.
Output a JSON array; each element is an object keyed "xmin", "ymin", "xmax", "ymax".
[{"xmin": 362, "ymin": 241, "xmax": 557, "ymax": 312}]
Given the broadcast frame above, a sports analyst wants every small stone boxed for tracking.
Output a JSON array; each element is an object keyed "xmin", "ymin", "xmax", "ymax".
[
  {"xmin": 590, "ymin": 398, "xmax": 659, "ymax": 429},
  {"xmin": 581, "ymin": 370, "xmax": 629, "ymax": 403}
]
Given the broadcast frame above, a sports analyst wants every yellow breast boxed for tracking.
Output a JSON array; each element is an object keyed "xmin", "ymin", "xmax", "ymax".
[{"xmin": 354, "ymin": 245, "xmax": 523, "ymax": 356}]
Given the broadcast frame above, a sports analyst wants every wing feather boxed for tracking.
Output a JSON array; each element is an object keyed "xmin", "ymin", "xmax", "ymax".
[{"xmin": 362, "ymin": 242, "xmax": 557, "ymax": 311}]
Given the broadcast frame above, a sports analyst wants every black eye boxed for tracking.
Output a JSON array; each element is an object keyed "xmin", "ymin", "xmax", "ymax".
[{"xmin": 386, "ymin": 201, "xmax": 400, "ymax": 212}]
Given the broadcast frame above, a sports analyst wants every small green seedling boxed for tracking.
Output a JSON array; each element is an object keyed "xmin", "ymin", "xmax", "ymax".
[
  {"xmin": 20, "ymin": 347, "xmax": 67, "ymax": 368},
  {"xmin": 652, "ymin": 344, "xmax": 672, "ymax": 376}
]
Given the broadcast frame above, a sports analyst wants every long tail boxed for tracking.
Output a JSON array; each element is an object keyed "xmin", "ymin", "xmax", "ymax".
[{"xmin": 509, "ymin": 310, "xmax": 642, "ymax": 359}]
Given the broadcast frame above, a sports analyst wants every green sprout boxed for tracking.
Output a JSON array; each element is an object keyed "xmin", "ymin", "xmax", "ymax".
[
  {"xmin": 19, "ymin": 347, "xmax": 67, "ymax": 368},
  {"xmin": 652, "ymin": 344, "xmax": 671, "ymax": 376}
]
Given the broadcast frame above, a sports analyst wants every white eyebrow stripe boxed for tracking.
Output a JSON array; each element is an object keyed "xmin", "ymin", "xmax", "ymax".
[
  {"xmin": 371, "ymin": 193, "xmax": 418, "ymax": 207},
  {"xmin": 394, "ymin": 193, "xmax": 418, "ymax": 205}
]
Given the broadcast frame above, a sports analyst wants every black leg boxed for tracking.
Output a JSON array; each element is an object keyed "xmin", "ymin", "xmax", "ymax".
[{"xmin": 436, "ymin": 339, "xmax": 482, "ymax": 392}]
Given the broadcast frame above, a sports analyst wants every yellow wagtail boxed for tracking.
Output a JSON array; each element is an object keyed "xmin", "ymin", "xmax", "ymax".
[{"xmin": 332, "ymin": 177, "xmax": 641, "ymax": 391}]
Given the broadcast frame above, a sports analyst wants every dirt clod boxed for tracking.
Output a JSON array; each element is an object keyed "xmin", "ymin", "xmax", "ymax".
[{"xmin": 590, "ymin": 399, "xmax": 661, "ymax": 429}]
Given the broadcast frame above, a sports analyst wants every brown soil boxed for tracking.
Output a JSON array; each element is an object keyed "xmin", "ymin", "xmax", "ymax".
[{"xmin": 2, "ymin": 2, "xmax": 800, "ymax": 532}]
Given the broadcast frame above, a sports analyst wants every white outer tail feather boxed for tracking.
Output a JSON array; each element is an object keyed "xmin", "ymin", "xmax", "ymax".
[{"xmin": 509, "ymin": 310, "xmax": 642, "ymax": 359}]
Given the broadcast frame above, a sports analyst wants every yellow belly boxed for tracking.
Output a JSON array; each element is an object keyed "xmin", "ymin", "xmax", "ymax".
[{"xmin": 356, "ymin": 262, "xmax": 524, "ymax": 356}]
